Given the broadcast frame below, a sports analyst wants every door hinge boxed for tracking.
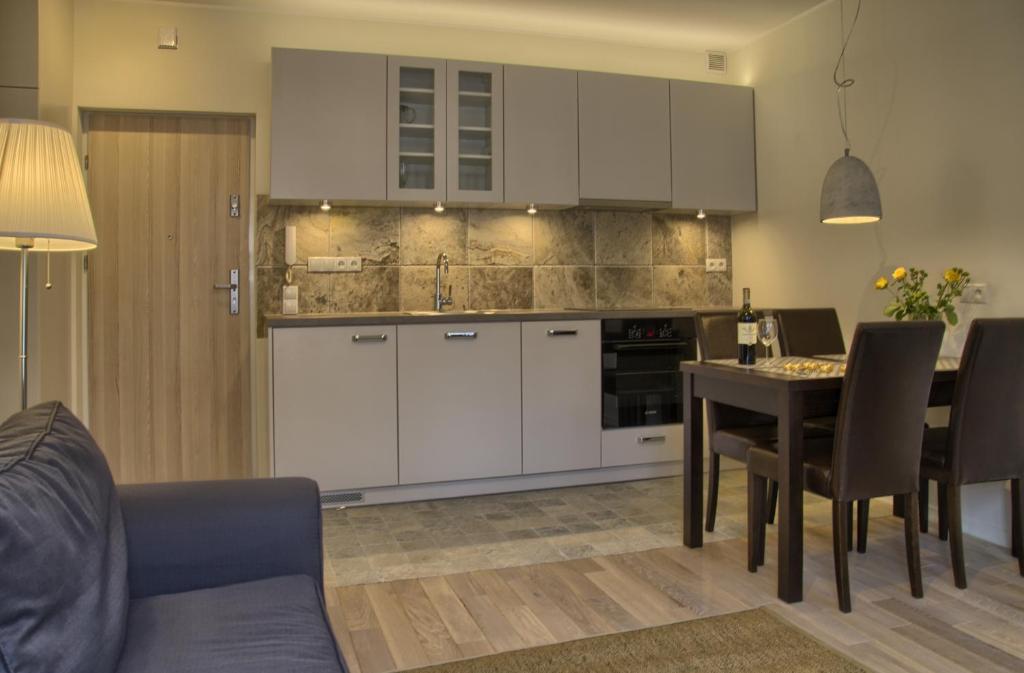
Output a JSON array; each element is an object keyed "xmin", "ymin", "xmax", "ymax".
[
  {"xmin": 83, "ymin": 256, "xmax": 89, "ymax": 272},
  {"xmin": 83, "ymin": 154, "xmax": 89, "ymax": 170}
]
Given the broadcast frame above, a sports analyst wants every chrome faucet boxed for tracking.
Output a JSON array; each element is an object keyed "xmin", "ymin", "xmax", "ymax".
[{"xmin": 434, "ymin": 251, "xmax": 453, "ymax": 311}]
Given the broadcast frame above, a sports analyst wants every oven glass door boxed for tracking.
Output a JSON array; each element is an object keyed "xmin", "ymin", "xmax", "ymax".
[{"xmin": 602, "ymin": 341, "xmax": 687, "ymax": 428}]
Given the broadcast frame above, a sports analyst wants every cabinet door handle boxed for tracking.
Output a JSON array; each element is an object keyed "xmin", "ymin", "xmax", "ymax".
[
  {"xmin": 637, "ymin": 435, "xmax": 666, "ymax": 444},
  {"xmin": 445, "ymin": 331, "xmax": 477, "ymax": 340},
  {"xmin": 547, "ymin": 329, "xmax": 578, "ymax": 337},
  {"xmin": 352, "ymin": 334, "xmax": 388, "ymax": 343}
]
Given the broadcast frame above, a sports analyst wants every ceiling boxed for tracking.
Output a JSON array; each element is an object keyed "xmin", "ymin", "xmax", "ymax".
[{"xmin": 139, "ymin": 0, "xmax": 829, "ymax": 51}]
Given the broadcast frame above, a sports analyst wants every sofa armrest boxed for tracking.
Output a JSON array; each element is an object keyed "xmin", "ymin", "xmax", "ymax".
[{"xmin": 118, "ymin": 477, "xmax": 323, "ymax": 599}]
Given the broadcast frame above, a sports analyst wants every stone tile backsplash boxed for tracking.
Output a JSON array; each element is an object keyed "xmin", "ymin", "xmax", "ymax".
[{"xmin": 255, "ymin": 196, "xmax": 733, "ymax": 334}]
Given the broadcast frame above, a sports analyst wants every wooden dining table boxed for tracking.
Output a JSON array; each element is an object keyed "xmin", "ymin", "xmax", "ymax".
[{"xmin": 680, "ymin": 355, "xmax": 960, "ymax": 603}]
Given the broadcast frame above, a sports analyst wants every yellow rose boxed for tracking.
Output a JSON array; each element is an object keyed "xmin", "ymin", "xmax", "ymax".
[
  {"xmin": 892, "ymin": 267, "xmax": 907, "ymax": 281},
  {"xmin": 944, "ymin": 268, "xmax": 960, "ymax": 283},
  {"xmin": 874, "ymin": 277, "xmax": 888, "ymax": 290}
]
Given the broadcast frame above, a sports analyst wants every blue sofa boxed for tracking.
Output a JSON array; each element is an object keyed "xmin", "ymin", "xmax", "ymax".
[{"xmin": 0, "ymin": 401, "xmax": 347, "ymax": 673}]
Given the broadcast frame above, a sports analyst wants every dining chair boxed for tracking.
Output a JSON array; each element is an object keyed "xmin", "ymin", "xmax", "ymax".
[
  {"xmin": 695, "ymin": 310, "xmax": 779, "ymax": 532},
  {"xmin": 776, "ymin": 308, "xmax": 846, "ymax": 357},
  {"xmin": 919, "ymin": 318, "xmax": 1024, "ymax": 588},
  {"xmin": 746, "ymin": 321, "xmax": 944, "ymax": 612}
]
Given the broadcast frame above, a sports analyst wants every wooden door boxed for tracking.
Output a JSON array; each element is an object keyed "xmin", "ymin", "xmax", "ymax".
[{"xmin": 86, "ymin": 112, "xmax": 252, "ymax": 483}]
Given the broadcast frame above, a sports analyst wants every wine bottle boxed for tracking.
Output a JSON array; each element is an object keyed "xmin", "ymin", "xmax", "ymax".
[{"xmin": 737, "ymin": 287, "xmax": 757, "ymax": 366}]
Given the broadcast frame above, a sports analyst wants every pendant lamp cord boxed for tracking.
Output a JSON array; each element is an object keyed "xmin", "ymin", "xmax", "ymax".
[{"xmin": 833, "ymin": 0, "xmax": 862, "ymax": 152}]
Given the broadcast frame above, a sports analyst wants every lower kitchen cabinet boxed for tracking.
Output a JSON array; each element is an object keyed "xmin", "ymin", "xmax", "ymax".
[
  {"xmin": 522, "ymin": 321, "xmax": 601, "ymax": 473},
  {"xmin": 398, "ymin": 322, "xmax": 522, "ymax": 484},
  {"xmin": 272, "ymin": 325, "xmax": 398, "ymax": 491},
  {"xmin": 601, "ymin": 424, "xmax": 683, "ymax": 467}
]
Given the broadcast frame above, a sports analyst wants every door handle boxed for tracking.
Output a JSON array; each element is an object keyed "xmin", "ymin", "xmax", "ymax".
[
  {"xmin": 637, "ymin": 435, "xmax": 666, "ymax": 444},
  {"xmin": 213, "ymin": 268, "xmax": 239, "ymax": 315},
  {"xmin": 352, "ymin": 334, "xmax": 388, "ymax": 343},
  {"xmin": 547, "ymin": 329, "xmax": 578, "ymax": 337},
  {"xmin": 445, "ymin": 331, "xmax": 477, "ymax": 339}
]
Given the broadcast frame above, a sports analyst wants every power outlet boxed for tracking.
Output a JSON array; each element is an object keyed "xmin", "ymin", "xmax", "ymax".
[
  {"xmin": 960, "ymin": 282, "xmax": 988, "ymax": 304},
  {"xmin": 308, "ymin": 256, "xmax": 362, "ymax": 273},
  {"xmin": 706, "ymin": 258, "xmax": 728, "ymax": 273}
]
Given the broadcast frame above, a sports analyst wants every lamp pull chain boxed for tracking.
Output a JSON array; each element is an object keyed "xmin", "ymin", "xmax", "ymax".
[
  {"xmin": 45, "ymin": 240, "xmax": 53, "ymax": 290},
  {"xmin": 833, "ymin": 0, "xmax": 863, "ymax": 152}
]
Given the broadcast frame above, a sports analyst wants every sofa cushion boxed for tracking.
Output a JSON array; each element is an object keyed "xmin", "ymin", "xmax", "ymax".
[
  {"xmin": 115, "ymin": 575, "xmax": 346, "ymax": 673},
  {"xmin": 0, "ymin": 402, "xmax": 128, "ymax": 673}
]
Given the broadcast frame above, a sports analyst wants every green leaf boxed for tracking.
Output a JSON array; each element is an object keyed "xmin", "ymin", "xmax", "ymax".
[
  {"xmin": 883, "ymin": 303, "xmax": 899, "ymax": 318},
  {"xmin": 944, "ymin": 306, "xmax": 958, "ymax": 326}
]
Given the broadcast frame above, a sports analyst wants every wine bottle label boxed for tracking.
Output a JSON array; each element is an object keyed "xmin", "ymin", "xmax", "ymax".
[{"xmin": 738, "ymin": 323, "xmax": 757, "ymax": 345}]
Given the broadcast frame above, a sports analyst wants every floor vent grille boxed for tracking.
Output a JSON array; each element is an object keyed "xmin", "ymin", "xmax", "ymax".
[{"xmin": 321, "ymin": 491, "xmax": 364, "ymax": 508}]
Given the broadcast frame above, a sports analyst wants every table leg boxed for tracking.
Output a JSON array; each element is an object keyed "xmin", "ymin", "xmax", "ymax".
[
  {"xmin": 683, "ymin": 372, "xmax": 704, "ymax": 548},
  {"xmin": 777, "ymin": 390, "xmax": 804, "ymax": 603}
]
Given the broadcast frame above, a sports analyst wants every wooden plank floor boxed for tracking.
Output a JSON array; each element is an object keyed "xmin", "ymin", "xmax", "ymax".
[{"xmin": 324, "ymin": 473, "xmax": 1024, "ymax": 673}]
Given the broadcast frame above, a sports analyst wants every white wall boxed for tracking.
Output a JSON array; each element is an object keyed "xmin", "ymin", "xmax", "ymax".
[{"xmin": 731, "ymin": 0, "xmax": 1024, "ymax": 545}]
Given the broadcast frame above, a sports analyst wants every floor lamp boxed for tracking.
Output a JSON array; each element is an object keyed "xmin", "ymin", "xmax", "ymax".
[{"xmin": 0, "ymin": 119, "xmax": 97, "ymax": 410}]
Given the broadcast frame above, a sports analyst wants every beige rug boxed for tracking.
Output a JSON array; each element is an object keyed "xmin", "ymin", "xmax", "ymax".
[{"xmin": 407, "ymin": 608, "xmax": 867, "ymax": 673}]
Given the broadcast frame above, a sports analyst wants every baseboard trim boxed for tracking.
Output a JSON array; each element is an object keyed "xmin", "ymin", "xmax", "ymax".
[{"xmin": 323, "ymin": 461, "xmax": 683, "ymax": 507}]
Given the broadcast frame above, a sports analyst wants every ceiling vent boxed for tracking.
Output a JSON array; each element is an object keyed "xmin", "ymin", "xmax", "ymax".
[{"xmin": 705, "ymin": 51, "xmax": 728, "ymax": 74}]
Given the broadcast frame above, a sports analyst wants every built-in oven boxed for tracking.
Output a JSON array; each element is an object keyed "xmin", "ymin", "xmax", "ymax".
[{"xmin": 601, "ymin": 317, "xmax": 698, "ymax": 429}]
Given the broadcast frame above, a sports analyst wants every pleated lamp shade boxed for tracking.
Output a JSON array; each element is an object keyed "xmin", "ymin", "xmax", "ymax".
[{"xmin": 0, "ymin": 118, "xmax": 97, "ymax": 251}]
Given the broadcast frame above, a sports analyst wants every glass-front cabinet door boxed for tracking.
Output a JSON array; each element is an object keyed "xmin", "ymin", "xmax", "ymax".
[
  {"xmin": 446, "ymin": 61, "xmax": 503, "ymax": 203},
  {"xmin": 387, "ymin": 57, "xmax": 446, "ymax": 202}
]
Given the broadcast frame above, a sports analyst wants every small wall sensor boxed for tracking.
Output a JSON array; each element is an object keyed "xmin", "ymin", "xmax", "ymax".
[{"xmin": 158, "ymin": 27, "xmax": 179, "ymax": 50}]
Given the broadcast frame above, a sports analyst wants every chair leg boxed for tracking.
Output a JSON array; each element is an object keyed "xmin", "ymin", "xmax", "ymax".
[
  {"xmin": 846, "ymin": 501, "xmax": 854, "ymax": 551},
  {"xmin": 705, "ymin": 452, "xmax": 720, "ymax": 533},
  {"xmin": 1011, "ymin": 479, "xmax": 1023, "ymax": 576},
  {"xmin": 1011, "ymin": 479, "xmax": 1022, "ymax": 561},
  {"xmin": 946, "ymin": 484, "xmax": 967, "ymax": 589},
  {"xmin": 918, "ymin": 477, "xmax": 930, "ymax": 534},
  {"xmin": 832, "ymin": 500, "xmax": 852, "ymax": 613},
  {"xmin": 904, "ymin": 493, "xmax": 924, "ymax": 599},
  {"xmin": 767, "ymin": 480, "xmax": 779, "ymax": 525},
  {"xmin": 892, "ymin": 493, "xmax": 909, "ymax": 520},
  {"xmin": 747, "ymin": 470, "xmax": 766, "ymax": 573},
  {"xmin": 937, "ymin": 482, "xmax": 949, "ymax": 542},
  {"xmin": 857, "ymin": 499, "xmax": 870, "ymax": 554}
]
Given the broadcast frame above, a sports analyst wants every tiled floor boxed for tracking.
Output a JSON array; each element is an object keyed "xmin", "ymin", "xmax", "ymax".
[{"xmin": 323, "ymin": 476, "xmax": 731, "ymax": 587}]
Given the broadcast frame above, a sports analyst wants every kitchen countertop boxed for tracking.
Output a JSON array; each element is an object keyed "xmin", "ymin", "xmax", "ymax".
[{"xmin": 265, "ymin": 307, "xmax": 704, "ymax": 328}]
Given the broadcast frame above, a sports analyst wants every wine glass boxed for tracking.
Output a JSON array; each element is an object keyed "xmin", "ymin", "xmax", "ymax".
[{"xmin": 757, "ymin": 316, "xmax": 779, "ymax": 361}]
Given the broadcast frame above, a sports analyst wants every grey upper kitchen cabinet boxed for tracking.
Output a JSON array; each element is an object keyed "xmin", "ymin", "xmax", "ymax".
[
  {"xmin": 522, "ymin": 321, "xmax": 601, "ymax": 474},
  {"xmin": 398, "ymin": 322, "xmax": 522, "ymax": 484},
  {"xmin": 578, "ymin": 71, "xmax": 672, "ymax": 206},
  {"xmin": 388, "ymin": 56, "xmax": 447, "ymax": 202},
  {"xmin": 270, "ymin": 49, "xmax": 386, "ymax": 201},
  {"xmin": 671, "ymin": 80, "xmax": 757, "ymax": 213},
  {"xmin": 271, "ymin": 325, "xmax": 398, "ymax": 491},
  {"xmin": 503, "ymin": 65, "xmax": 579, "ymax": 207},
  {"xmin": 446, "ymin": 61, "xmax": 503, "ymax": 203}
]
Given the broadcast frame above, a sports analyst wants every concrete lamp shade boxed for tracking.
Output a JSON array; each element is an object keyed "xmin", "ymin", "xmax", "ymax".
[
  {"xmin": 0, "ymin": 118, "xmax": 98, "ymax": 251},
  {"xmin": 819, "ymin": 149, "xmax": 882, "ymax": 225}
]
